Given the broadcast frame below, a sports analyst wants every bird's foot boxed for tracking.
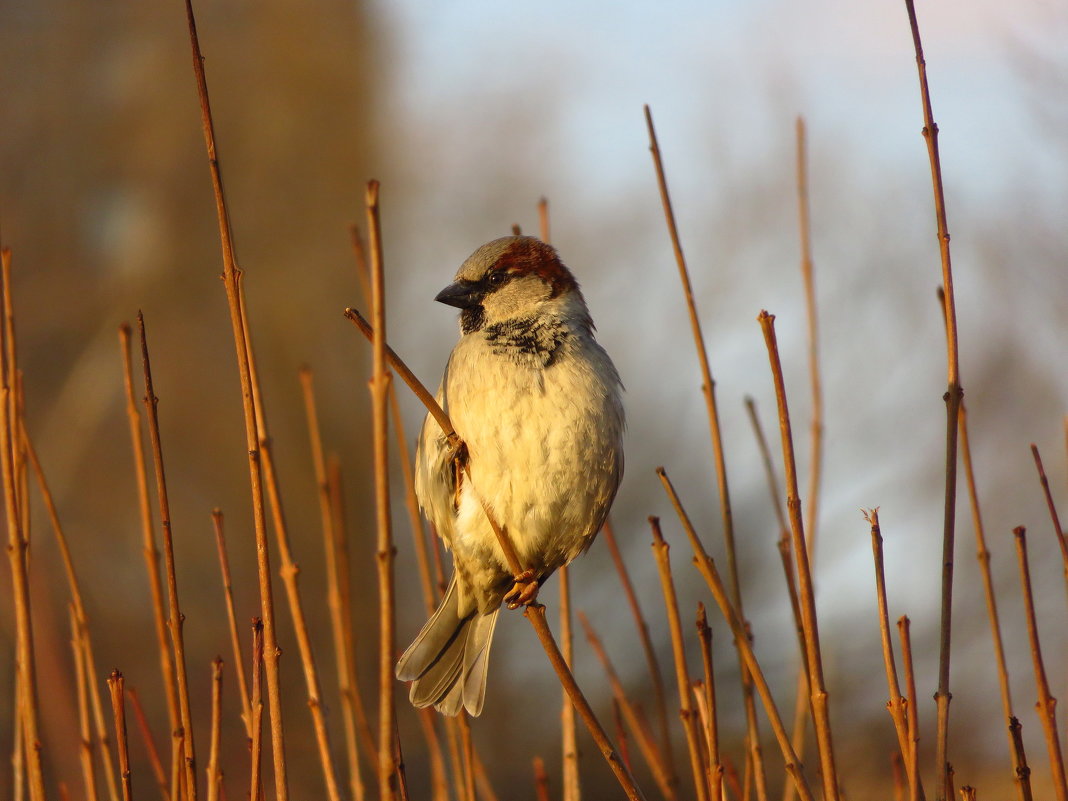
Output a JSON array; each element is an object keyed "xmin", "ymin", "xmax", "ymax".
[{"xmin": 504, "ymin": 570, "xmax": 540, "ymax": 610}]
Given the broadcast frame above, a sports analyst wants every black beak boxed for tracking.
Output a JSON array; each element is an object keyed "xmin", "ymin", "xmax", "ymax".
[{"xmin": 434, "ymin": 280, "xmax": 483, "ymax": 309}]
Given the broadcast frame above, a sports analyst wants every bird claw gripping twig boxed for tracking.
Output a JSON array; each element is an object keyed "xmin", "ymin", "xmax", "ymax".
[{"xmin": 504, "ymin": 570, "xmax": 540, "ymax": 609}]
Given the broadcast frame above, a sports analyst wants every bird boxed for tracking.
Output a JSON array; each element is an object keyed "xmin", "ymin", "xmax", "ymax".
[{"xmin": 395, "ymin": 234, "xmax": 625, "ymax": 717}]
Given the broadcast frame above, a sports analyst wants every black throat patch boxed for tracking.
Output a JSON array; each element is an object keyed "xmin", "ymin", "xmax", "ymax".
[
  {"xmin": 482, "ymin": 316, "xmax": 568, "ymax": 367},
  {"xmin": 460, "ymin": 306, "xmax": 486, "ymax": 334}
]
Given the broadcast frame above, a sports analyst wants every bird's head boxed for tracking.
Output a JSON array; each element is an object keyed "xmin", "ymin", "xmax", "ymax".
[{"xmin": 436, "ymin": 236, "xmax": 588, "ymax": 334}]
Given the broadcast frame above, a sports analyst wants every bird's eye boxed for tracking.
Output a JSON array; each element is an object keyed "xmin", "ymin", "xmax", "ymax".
[{"xmin": 486, "ymin": 271, "xmax": 507, "ymax": 287}]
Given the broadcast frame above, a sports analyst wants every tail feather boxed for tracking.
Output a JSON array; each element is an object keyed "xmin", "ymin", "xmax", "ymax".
[{"xmin": 395, "ymin": 575, "xmax": 500, "ymax": 717}]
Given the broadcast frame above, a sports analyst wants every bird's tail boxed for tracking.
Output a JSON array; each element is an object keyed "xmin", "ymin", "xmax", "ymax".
[{"xmin": 395, "ymin": 575, "xmax": 500, "ymax": 717}]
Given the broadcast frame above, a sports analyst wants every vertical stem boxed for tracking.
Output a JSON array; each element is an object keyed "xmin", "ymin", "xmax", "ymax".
[
  {"xmin": 138, "ymin": 314, "xmax": 199, "ymax": 801},
  {"xmin": 211, "ymin": 512, "xmax": 253, "ymax": 737},
  {"xmin": 207, "ymin": 659, "xmax": 223, "ymax": 801},
  {"xmin": 650, "ymin": 519, "xmax": 709, "ymax": 801},
  {"xmin": 866, "ymin": 511, "xmax": 923, "ymax": 799},
  {"xmin": 602, "ymin": 520, "xmax": 674, "ymax": 776},
  {"xmin": 300, "ymin": 368, "xmax": 367, "ymax": 801},
  {"xmin": 71, "ymin": 607, "xmax": 101, "ymax": 801},
  {"xmin": 695, "ymin": 605, "xmax": 722, "ymax": 801},
  {"xmin": 120, "ymin": 323, "xmax": 182, "ymax": 747},
  {"xmin": 757, "ymin": 312, "xmax": 839, "ymax": 801},
  {"xmin": 644, "ymin": 106, "xmax": 767, "ymax": 801},
  {"xmin": 249, "ymin": 620, "xmax": 265, "ymax": 801},
  {"xmin": 366, "ymin": 180, "xmax": 399, "ymax": 801},
  {"xmin": 902, "ymin": 5, "xmax": 963, "ymax": 795},
  {"xmin": 959, "ymin": 404, "xmax": 1024, "ymax": 798},
  {"xmin": 180, "ymin": 2, "xmax": 289, "ymax": 795},
  {"xmin": 577, "ymin": 612, "xmax": 676, "ymax": 801},
  {"xmin": 657, "ymin": 467, "xmax": 816, "ymax": 801},
  {"xmin": 108, "ymin": 672, "xmax": 133, "ymax": 801},
  {"xmin": 560, "ymin": 566, "xmax": 582, "ymax": 801},
  {"xmin": 127, "ymin": 687, "xmax": 169, "ymax": 801},
  {"xmin": 897, "ymin": 618, "xmax": 922, "ymax": 801},
  {"xmin": 1029, "ymin": 445, "xmax": 1068, "ymax": 595},
  {"xmin": 1013, "ymin": 527, "xmax": 1068, "ymax": 801},
  {"xmin": 0, "ymin": 249, "xmax": 45, "ymax": 801}
]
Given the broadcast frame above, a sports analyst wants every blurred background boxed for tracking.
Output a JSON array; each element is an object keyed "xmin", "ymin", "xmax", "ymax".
[{"xmin": 1, "ymin": 0, "xmax": 1066, "ymax": 797}]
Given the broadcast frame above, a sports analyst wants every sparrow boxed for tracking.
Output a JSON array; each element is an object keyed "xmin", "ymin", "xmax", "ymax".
[{"xmin": 395, "ymin": 235, "xmax": 625, "ymax": 717}]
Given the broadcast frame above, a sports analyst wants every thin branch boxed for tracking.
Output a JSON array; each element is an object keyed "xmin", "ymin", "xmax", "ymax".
[
  {"xmin": 1030, "ymin": 445, "xmax": 1068, "ymax": 595},
  {"xmin": 560, "ymin": 565, "xmax": 582, "ymax": 801},
  {"xmin": 108, "ymin": 672, "xmax": 133, "ymax": 801},
  {"xmin": 902, "ymin": 4, "xmax": 963, "ymax": 795},
  {"xmin": 578, "ymin": 611, "xmax": 676, "ymax": 801},
  {"xmin": 644, "ymin": 105, "xmax": 767, "ymax": 801},
  {"xmin": 898, "ymin": 618, "xmax": 922, "ymax": 801},
  {"xmin": 602, "ymin": 519, "xmax": 674, "ymax": 775},
  {"xmin": 249, "ymin": 620, "xmax": 265, "ymax": 801},
  {"xmin": 21, "ymin": 416, "xmax": 120, "ymax": 801},
  {"xmin": 1013, "ymin": 527, "xmax": 1068, "ymax": 801},
  {"xmin": 958, "ymin": 403, "xmax": 1024, "ymax": 798},
  {"xmin": 0, "ymin": 248, "xmax": 45, "ymax": 801},
  {"xmin": 299, "ymin": 368, "xmax": 367, "ymax": 801},
  {"xmin": 181, "ymin": 2, "xmax": 289, "ymax": 795},
  {"xmin": 210, "ymin": 512, "xmax": 252, "ymax": 737},
  {"xmin": 757, "ymin": 312, "xmax": 839, "ymax": 800},
  {"xmin": 657, "ymin": 467, "xmax": 815, "ymax": 801},
  {"xmin": 651, "ymin": 518, "xmax": 709, "ymax": 801},
  {"xmin": 138, "ymin": 313, "xmax": 198, "ymax": 801},
  {"xmin": 695, "ymin": 605, "xmax": 722, "ymax": 801},
  {"xmin": 866, "ymin": 510, "xmax": 923, "ymax": 799},
  {"xmin": 207, "ymin": 659, "xmax": 223, "ymax": 801},
  {"xmin": 365, "ymin": 180, "xmax": 401, "ymax": 801},
  {"xmin": 120, "ymin": 323, "xmax": 182, "ymax": 751},
  {"xmin": 70, "ymin": 607, "xmax": 101, "ymax": 801},
  {"xmin": 127, "ymin": 687, "xmax": 169, "ymax": 801}
]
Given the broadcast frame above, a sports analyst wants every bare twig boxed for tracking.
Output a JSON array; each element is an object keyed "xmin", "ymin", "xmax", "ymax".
[
  {"xmin": 1030, "ymin": 445, "xmax": 1068, "ymax": 595},
  {"xmin": 327, "ymin": 454, "xmax": 379, "ymax": 769},
  {"xmin": 120, "ymin": 322, "xmax": 182, "ymax": 753},
  {"xmin": 534, "ymin": 757, "xmax": 551, "ymax": 801},
  {"xmin": 1008, "ymin": 717, "xmax": 1035, "ymax": 801},
  {"xmin": 560, "ymin": 565, "xmax": 582, "ymax": 801},
  {"xmin": 866, "ymin": 510, "xmax": 922, "ymax": 798},
  {"xmin": 0, "ymin": 248, "xmax": 45, "ymax": 801},
  {"xmin": 1013, "ymin": 527, "xmax": 1068, "ymax": 801},
  {"xmin": 108, "ymin": 672, "xmax": 133, "ymax": 801},
  {"xmin": 644, "ymin": 104, "xmax": 767, "ymax": 801},
  {"xmin": 902, "ymin": 4, "xmax": 964, "ymax": 794},
  {"xmin": 602, "ymin": 519, "xmax": 674, "ymax": 774},
  {"xmin": 126, "ymin": 687, "xmax": 169, "ymax": 801},
  {"xmin": 657, "ymin": 467, "xmax": 815, "ymax": 801},
  {"xmin": 209, "ymin": 511, "xmax": 252, "ymax": 737},
  {"xmin": 138, "ymin": 313, "xmax": 198, "ymax": 801},
  {"xmin": 350, "ymin": 221, "xmax": 438, "ymax": 617},
  {"xmin": 249, "ymin": 621, "xmax": 265, "ymax": 801},
  {"xmin": 578, "ymin": 611, "xmax": 676, "ymax": 801},
  {"xmin": 181, "ymin": 2, "xmax": 289, "ymax": 795},
  {"xmin": 207, "ymin": 659, "xmax": 223, "ymax": 801},
  {"xmin": 898, "ymin": 618, "xmax": 922, "ymax": 801},
  {"xmin": 651, "ymin": 518, "xmax": 709, "ymax": 801},
  {"xmin": 957, "ymin": 402, "xmax": 1024, "ymax": 798},
  {"xmin": 695, "ymin": 605, "xmax": 722, "ymax": 801},
  {"xmin": 299, "ymin": 368, "xmax": 368, "ymax": 801},
  {"xmin": 70, "ymin": 607, "xmax": 101, "ymax": 801},
  {"xmin": 365, "ymin": 180, "xmax": 402, "ymax": 801},
  {"xmin": 757, "ymin": 312, "xmax": 839, "ymax": 800},
  {"xmin": 21, "ymin": 415, "xmax": 120, "ymax": 801}
]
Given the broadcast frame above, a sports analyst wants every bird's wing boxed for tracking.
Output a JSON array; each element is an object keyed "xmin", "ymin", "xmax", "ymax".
[{"xmin": 414, "ymin": 382, "xmax": 457, "ymax": 547}]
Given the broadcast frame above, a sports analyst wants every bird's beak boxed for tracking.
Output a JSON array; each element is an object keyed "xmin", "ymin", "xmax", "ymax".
[{"xmin": 434, "ymin": 280, "xmax": 483, "ymax": 309}]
